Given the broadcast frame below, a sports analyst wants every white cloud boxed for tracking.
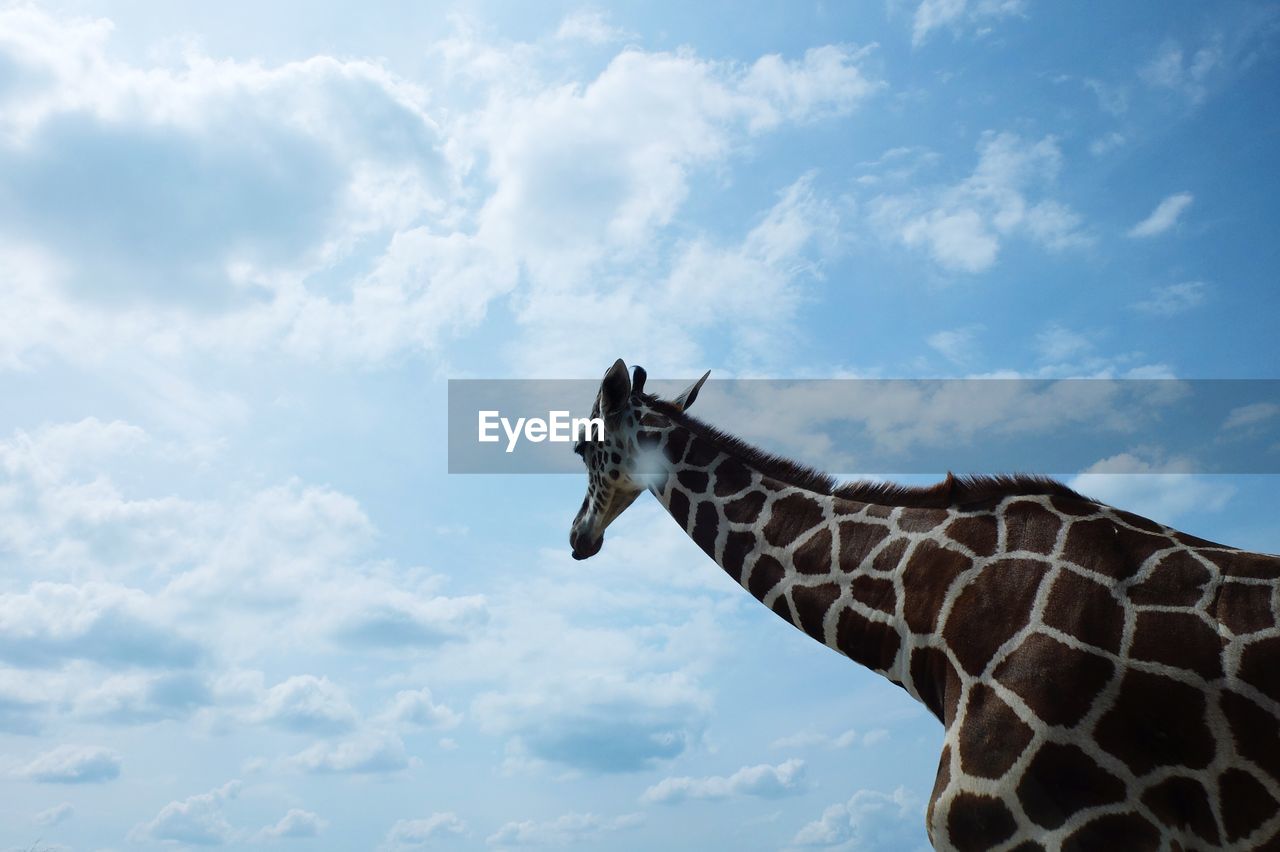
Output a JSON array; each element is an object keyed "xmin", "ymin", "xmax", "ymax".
[
  {"xmin": 1140, "ymin": 39, "xmax": 1222, "ymax": 103},
  {"xmin": 73, "ymin": 671, "xmax": 212, "ymax": 725},
  {"xmin": 383, "ymin": 813, "xmax": 467, "ymax": 849},
  {"xmin": 487, "ymin": 812, "xmax": 643, "ymax": 847},
  {"xmin": 1127, "ymin": 192, "xmax": 1193, "ymax": 238},
  {"xmin": 1223, "ymin": 402, "xmax": 1280, "ymax": 431},
  {"xmin": 381, "ymin": 687, "xmax": 462, "ymax": 729},
  {"xmin": 0, "ymin": 8, "xmax": 880, "ymax": 374},
  {"xmin": 33, "ymin": 802, "xmax": 74, "ymax": 826},
  {"xmin": 1035, "ymin": 324, "xmax": 1093, "ymax": 362},
  {"xmin": 290, "ymin": 730, "xmax": 413, "ymax": 775},
  {"xmin": 0, "ymin": 582, "xmax": 201, "ymax": 669},
  {"xmin": 911, "ymin": 0, "xmax": 1026, "ymax": 47},
  {"xmin": 325, "ymin": 584, "xmax": 489, "ymax": 651},
  {"xmin": 642, "ymin": 758, "xmax": 807, "ymax": 804},
  {"xmin": 252, "ymin": 675, "xmax": 359, "ymax": 734},
  {"xmin": 258, "ymin": 808, "xmax": 328, "ymax": 840},
  {"xmin": 791, "ymin": 786, "xmax": 925, "ymax": 849},
  {"xmin": 474, "ymin": 672, "xmax": 708, "ymax": 774},
  {"xmin": 870, "ymin": 132, "xmax": 1089, "ymax": 274},
  {"xmin": 1089, "ymin": 131, "xmax": 1127, "ymax": 156},
  {"xmin": 770, "ymin": 729, "xmax": 860, "ymax": 750},
  {"xmin": 1070, "ymin": 457, "xmax": 1236, "ymax": 525},
  {"xmin": 554, "ymin": 10, "xmax": 630, "ymax": 45},
  {"xmin": 17, "ymin": 744, "xmax": 120, "ymax": 784},
  {"xmin": 927, "ymin": 325, "xmax": 982, "ymax": 364},
  {"xmin": 1133, "ymin": 281, "xmax": 1206, "ymax": 316},
  {"xmin": 132, "ymin": 780, "xmax": 242, "ymax": 845}
]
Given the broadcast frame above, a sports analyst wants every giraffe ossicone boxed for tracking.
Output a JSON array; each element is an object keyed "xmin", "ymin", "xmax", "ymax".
[{"xmin": 569, "ymin": 358, "xmax": 1280, "ymax": 852}]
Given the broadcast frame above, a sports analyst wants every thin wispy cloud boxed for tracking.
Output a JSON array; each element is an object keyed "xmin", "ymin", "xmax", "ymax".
[
  {"xmin": 16, "ymin": 745, "xmax": 121, "ymax": 784},
  {"xmin": 1133, "ymin": 281, "xmax": 1207, "ymax": 316},
  {"xmin": 642, "ymin": 759, "xmax": 807, "ymax": 804},
  {"xmin": 1128, "ymin": 192, "xmax": 1194, "ymax": 237}
]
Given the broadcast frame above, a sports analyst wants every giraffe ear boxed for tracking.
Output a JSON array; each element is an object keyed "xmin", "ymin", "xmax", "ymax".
[
  {"xmin": 672, "ymin": 370, "xmax": 710, "ymax": 412},
  {"xmin": 631, "ymin": 365, "xmax": 647, "ymax": 395},
  {"xmin": 601, "ymin": 358, "xmax": 631, "ymax": 417}
]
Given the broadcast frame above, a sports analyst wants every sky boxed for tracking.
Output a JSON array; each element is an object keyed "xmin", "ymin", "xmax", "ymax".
[{"xmin": 0, "ymin": 1, "xmax": 1278, "ymax": 849}]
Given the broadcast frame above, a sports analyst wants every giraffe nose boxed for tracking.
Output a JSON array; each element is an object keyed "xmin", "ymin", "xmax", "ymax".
[{"xmin": 570, "ymin": 529, "xmax": 603, "ymax": 560}]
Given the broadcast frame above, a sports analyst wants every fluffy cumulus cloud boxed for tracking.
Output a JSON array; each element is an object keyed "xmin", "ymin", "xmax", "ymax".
[
  {"xmin": 0, "ymin": 6, "xmax": 878, "ymax": 373},
  {"xmin": 642, "ymin": 758, "xmax": 807, "ymax": 804},
  {"xmin": 791, "ymin": 786, "xmax": 926, "ymax": 849},
  {"xmin": 257, "ymin": 808, "xmax": 328, "ymax": 840},
  {"xmin": 131, "ymin": 780, "xmax": 243, "ymax": 845},
  {"xmin": 250, "ymin": 675, "xmax": 359, "ymax": 734},
  {"xmin": 16, "ymin": 744, "xmax": 121, "ymax": 783},
  {"xmin": 383, "ymin": 813, "xmax": 467, "ymax": 849},
  {"xmin": 475, "ymin": 673, "xmax": 707, "ymax": 774},
  {"xmin": 0, "ymin": 581, "xmax": 202, "ymax": 669},
  {"xmin": 290, "ymin": 730, "xmax": 413, "ymax": 776},
  {"xmin": 380, "ymin": 687, "xmax": 462, "ymax": 729},
  {"xmin": 870, "ymin": 132, "xmax": 1089, "ymax": 274},
  {"xmin": 515, "ymin": 173, "xmax": 844, "ymax": 374},
  {"xmin": 1128, "ymin": 192, "xmax": 1194, "ymax": 238},
  {"xmin": 487, "ymin": 812, "xmax": 643, "ymax": 847}
]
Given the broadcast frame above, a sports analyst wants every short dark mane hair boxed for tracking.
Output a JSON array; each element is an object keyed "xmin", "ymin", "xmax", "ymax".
[{"xmin": 643, "ymin": 395, "xmax": 1089, "ymax": 510}]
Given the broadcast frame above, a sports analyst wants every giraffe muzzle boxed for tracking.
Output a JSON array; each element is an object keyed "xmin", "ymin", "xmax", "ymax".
[{"xmin": 569, "ymin": 529, "xmax": 603, "ymax": 560}]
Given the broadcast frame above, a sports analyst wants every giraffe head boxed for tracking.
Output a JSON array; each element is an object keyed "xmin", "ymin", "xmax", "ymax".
[{"xmin": 569, "ymin": 359, "xmax": 709, "ymax": 560}]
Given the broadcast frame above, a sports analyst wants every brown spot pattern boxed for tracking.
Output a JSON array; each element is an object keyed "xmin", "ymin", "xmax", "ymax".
[
  {"xmin": 724, "ymin": 491, "xmax": 765, "ymax": 524},
  {"xmin": 677, "ymin": 469, "xmax": 708, "ymax": 494},
  {"xmin": 1062, "ymin": 813, "xmax": 1160, "ymax": 851},
  {"xmin": 1239, "ymin": 635, "xmax": 1280, "ymax": 705},
  {"xmin": 849, "ymin": 574, "xmax": 895, "ymax": 614},
  {"xmin": 1017, "ymin": 742, "xmax": 1125, "ymax": 829},
  {"xmin": 1128, "ymin": 611, "xmax": 1224, "ymax": 679},
  {"xmin": 1095, "ymin": 670, "xmax": 1214, "ymax": 775},
  {"xmin": 947, "ymin": 793, "xmax": 1017, "ymax": 851},
  {"xmin": 690, "ymin": 501, "xmax": 718, "ymax": 557},
  {"xmin": 1221, "ymin": 768, "xmax": 1278, "ymax": 843},
  {"xmin": 837, "ymin": 521, "xmax": 891, "ymax": 569},
  {"xmin": 835, "ymin": 608, "xmax": 900, "ymax": 672},
  {"xmin": 1216, "ymin": 581, "xmax": 1276, "ymax": 635},
  {"xmin": 994, "ymin": 633, "xmax": 1114, "ymax": 727},
  {"xmin": 1126, "ymin": 550, "xmax": 1210, "ymax": 606},
  {"xmin": 1041, "ymin": 569, "xmax": 1124, "ymax": 654},
  {"xmin": 943, "ymin": 558, "xmax": 1048, "ymax": 676},
  {"xmin": 763, "ymin": 494, "xmax": 825, "ymax": 547},
  {"xmin": 945, "ymin": 514, "xmax": 998, "ymax": 557},
  {"xmin": 792, "ymin": 583, "xmax": 840, "ymax": 638},
  {"xmin": 1004, "ymin": 501, "xmax": 1062, "ymax": 554},
  {"xmin": 1141, "ymin": 776, "xmax": 1220, "ymax": 844},
  {"xmin": 793, "ymin": 528, "xmax": 832, "ymax": 575},
  {"xmin": 902, "ymin": 540, "xmax": 971, "ymax": 634},
  {"xmin": 898, "ymin": 508, "xmax": 949, "ymax": 533},
  {"xmin": 958, "ymin": 684, "xmax": 1034, "ymax": 778},
  {"xmin": 747, "ymin": 554, "xmax": 785, "ymax": 599}
]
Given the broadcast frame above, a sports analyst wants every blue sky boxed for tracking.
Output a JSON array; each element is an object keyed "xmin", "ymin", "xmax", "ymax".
[{"xmin": 0, "ymin": 1, "xmax": 1278, "ymax": 849}]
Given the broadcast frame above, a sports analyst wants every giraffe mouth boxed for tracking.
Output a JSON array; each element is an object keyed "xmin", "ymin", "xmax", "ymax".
[{"xmin": 570, "ymin": 532, "xmax": 603, "ymax": 560}]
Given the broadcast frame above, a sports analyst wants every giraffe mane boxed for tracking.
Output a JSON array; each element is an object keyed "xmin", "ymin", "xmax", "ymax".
[{"xmin": 643, "ymin": 395, "xmax": 1090, "ymax": 509}]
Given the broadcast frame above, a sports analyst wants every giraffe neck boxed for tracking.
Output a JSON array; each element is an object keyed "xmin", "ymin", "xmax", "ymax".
[{"xmin": 638, "ymin": 403, "xmax": 972, "ymax": 720}]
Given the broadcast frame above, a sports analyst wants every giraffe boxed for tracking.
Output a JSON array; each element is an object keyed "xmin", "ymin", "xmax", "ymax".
[{"xmin": 568, "ymin": 360, "xmax": 1280, "ymax": 852}]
